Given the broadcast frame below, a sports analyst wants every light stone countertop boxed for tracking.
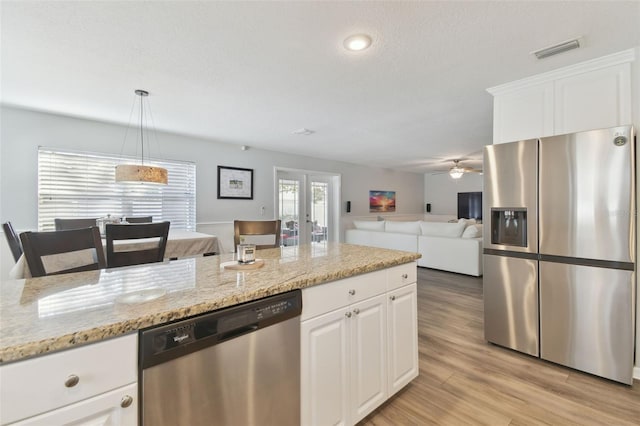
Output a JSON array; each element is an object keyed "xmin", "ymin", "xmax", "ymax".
[{"xmin": 0, "ymin": 243, "xmax": 420, "ymax": 364}]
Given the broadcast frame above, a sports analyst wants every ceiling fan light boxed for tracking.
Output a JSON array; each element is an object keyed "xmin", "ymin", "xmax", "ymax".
[{"xmin": 449, "ymin": 167, "xmax": 464, "ymax": 179}]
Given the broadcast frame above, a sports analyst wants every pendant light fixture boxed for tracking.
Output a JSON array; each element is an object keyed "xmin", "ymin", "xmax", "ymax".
[{"xmin": 115, "ymin": 89, "xmax": 168, "ymax": 184}]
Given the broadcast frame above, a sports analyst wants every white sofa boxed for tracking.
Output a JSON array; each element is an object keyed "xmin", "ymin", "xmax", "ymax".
[{"xmin": 345, "ymin": 219, "xmax": 483, "ymax": 276}]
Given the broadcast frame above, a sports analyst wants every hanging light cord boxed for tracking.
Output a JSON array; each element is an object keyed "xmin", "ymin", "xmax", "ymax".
[{"xmin": 139, "ymin": 92, "xmax": 144, "ymax": 165}]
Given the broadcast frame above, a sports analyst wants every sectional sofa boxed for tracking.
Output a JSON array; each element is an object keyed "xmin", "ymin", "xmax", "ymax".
[{"xmin": 344, "ymin": 219, "xmax": 483, "ymax": 276}]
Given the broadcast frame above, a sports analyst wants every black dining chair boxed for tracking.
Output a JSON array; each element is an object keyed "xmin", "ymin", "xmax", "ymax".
[
  {"xmin": 20, "ymin": 226, "xmax": 106, "ymax": 277},
  {"xmin": 233, "ymin": 220, "xmax": 282, "ymax": 249},
  {"xmin": 123, "ymin": 216, "xmax": 153, "ymax": 223},
  {"xmin": 3, "ymin": 221, "xmax": 23, "ymax": 263},
  {"xmin": 54, "ymin": 218, "xmax": 99, "ymax": 231},
  {"xmin": 105, "ymin": 222, "xmax": 170, "ymax": 268}
]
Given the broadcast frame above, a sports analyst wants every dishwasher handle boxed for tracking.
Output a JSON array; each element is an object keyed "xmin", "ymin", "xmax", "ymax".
[{"xmin": 219, "ymin": 324, "xmax": 258, "ymax": 342}]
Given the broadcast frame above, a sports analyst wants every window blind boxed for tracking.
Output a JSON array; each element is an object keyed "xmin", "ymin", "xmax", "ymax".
[{"xmin": 38, "ymin": 147, "xmax": 196, "ymax": 231}]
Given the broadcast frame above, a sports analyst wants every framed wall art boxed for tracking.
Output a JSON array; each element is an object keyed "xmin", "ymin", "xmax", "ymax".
[
  {"xmin": 217, "ymin": 166, "xmax": 254, "ymax": 200},
  {"xmin": 369, "ymin": 190, "xmax": 396, "ymax": 213}
]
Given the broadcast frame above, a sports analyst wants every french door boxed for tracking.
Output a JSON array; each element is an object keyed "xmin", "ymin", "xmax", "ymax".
[{"xmin": 276, "ymin": 169, "xmax": 339, "ymax": 247}]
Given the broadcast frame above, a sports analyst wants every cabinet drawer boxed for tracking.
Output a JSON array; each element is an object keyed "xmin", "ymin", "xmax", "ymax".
[
  {"xmin": 387, "ymin": 262, "xmax": 417, "ymax": 291},
  {"xmin": 302, "ymin": 269, "xmax": 386, "ymax": 321},
  {"xmin": 0, "ymin": 333, "xmax": 137, "ymax": 425}
]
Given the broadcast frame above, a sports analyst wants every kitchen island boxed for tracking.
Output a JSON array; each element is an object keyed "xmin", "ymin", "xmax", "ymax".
[{"xmin": 0, "ymin": 242, "xmax": 420, "ymax": 425}]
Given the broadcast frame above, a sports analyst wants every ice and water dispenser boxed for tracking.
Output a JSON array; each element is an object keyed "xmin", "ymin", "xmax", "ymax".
[{"xmin": 490, "ymin": 208, "xmax": 527, "ymax": 247}]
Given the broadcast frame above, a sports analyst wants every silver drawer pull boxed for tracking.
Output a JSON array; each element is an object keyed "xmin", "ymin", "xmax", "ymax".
[
  {"xmin": 353, "ymin": 308, "xmax": 360, "ymax": 315},
  {"xmin": 345, "ymin": 311, "xmax": 352, "ymax": 318},
  {"xmin": 64, "ymin": 375, "xmax": 79, "ymax": 388},
  {"xmin": 402, "ymin": 273, "xmax": 408, "ymax": 279},
  {"xmin": 121, "ymin": 395, "xmax": 134, "ymax": 408},
  {"xmin": 348, "ymin": 289, "xmax": 356, "ymax": 296},
  {"xmin": 390, "ymin": 295, "xmax": 396, "ymax": 301}
]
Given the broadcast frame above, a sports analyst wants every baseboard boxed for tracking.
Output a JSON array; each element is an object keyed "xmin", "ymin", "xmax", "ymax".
[{"xmin": 634, "ymin": 366, "xmax": 640, "ymax": 381}]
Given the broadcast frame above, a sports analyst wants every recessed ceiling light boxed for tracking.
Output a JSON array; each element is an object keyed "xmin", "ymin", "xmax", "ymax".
[{"xmin": 343, "ymin": 34, "xmax": 372, "ymax": 52}]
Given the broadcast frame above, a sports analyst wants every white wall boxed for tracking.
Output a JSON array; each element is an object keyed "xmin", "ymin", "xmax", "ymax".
[
  {"xmin": 633, "ymin": 47, "xmax": 640, "ymax": 380},
  {"xmin": 0, "ymin": 106, "xmax": 426, "ymax": 276},
  {"xmin": 424, "ymin": 172, "xmax": 483, "ymax": 216}
]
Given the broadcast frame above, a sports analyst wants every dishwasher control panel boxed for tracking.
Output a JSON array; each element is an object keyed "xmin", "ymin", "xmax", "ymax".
[{"xmin": 139, "ymin": 290, "xmax": 302, "ymax": 369}]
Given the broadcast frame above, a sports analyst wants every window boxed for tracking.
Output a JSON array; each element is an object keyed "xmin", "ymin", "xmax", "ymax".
[{"xmin": 38, "ymin": 147, "xmax": 196, "ymax": 231}]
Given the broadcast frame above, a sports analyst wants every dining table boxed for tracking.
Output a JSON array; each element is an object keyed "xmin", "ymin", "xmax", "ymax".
[{"xmin": 9, "ymin": 229, "xmax": 218, "ymax": 279}]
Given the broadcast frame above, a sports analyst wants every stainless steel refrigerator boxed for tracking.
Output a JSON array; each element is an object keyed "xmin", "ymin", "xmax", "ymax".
[{"xmin": 483, "ymin": 125, "xmax": 636, "ymax": 385}]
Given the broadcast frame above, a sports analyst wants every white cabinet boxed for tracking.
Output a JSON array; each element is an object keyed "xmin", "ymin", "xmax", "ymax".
[
  {"xmin": 488, "ymin": 49, "xmax": 635, "ymax": 144},
  {"xmin": 301, "ymin": 307, "xmax": 350, "ymax": 426},
  {"xmin": 10, "ymin": 384, "xmax": 137, "ymax": 426},
  {"xmin": 554, "ymin": 63, "xmax": 631, "ymax": 135},
  {"xmin": 493, "ymin": 81, "xmax": 554, "ymax": 144},
  {"xmin": 387, "ymin": 283, "xmax": 419, "ymax": 396},
  {"xmin": 301, "ymin": 262, "xmax": 418, "ymax": 426},
  {"xmin": 0, "ymin": 334, "xmax": 137, "ymax": 425},
  {"xmin": 349, "ymin": 294, "xmax": 387, "ymax": 424}
]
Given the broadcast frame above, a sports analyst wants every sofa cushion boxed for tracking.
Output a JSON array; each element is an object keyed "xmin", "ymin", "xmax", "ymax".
[
  {"xmin": 459, "ymin": 218, "xmax": 477, "ymax": 226},
  {"xmin": 353, "ymin": 220, "xmax": 385, "ymax": 231},
  {"xmin": 420, "ymin": 221, "xmax": 466, "ymax": 238},
  {"xmin": 462, "ymin": 224, "xmax": 483, "ymax": 238},
  {"xmin": 385, "ymin": 221, "xmax": 421, "ymax": 234}
]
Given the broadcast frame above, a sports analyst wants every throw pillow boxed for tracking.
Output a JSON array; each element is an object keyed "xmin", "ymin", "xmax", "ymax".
[
  {"xmin": 385, "ymin": 221, "xmax": 421, "ymax": 234},
  {"xmin": 420, "ymin": 221, "xmax": 466, "ymax": 238},
  {"xmin": 462, "ymin": 224, "xmax": 483, "ymax": 238},
  {"xmin": 353, "ymin": 220, "xmax": 385, "ymax": 231}
]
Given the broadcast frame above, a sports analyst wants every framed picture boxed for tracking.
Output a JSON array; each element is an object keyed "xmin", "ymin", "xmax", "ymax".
[
  {"xmin": 369, "ymin": 190, "xmax": 396, "ymax": 213},
  {"xmin": 217, "ymin": 166, "xmax": 254, "ymax": 199}
]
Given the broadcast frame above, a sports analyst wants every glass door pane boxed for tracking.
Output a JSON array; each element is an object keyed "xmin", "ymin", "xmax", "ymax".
[
  {"xmin": 310, "ymin": 180, "xmax": 328, "ymax": 247},
  {"xmin": 278, "ymin": 175, "xmax": 303, "ymax": 247}
]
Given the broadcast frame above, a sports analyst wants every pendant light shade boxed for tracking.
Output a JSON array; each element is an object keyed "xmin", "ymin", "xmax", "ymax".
[
  {"xmin": 115, "ymin": 89, "xmax": 168, "ymax": 184},
  {"xmin": 115, "ymin": 164, "xmax": 168, "ymax": 184}
]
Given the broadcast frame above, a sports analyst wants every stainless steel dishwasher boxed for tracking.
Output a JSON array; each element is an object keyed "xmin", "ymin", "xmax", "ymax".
[{"xmin": 139, "ymin": 290, "xmax": 302, "ymax": 426}]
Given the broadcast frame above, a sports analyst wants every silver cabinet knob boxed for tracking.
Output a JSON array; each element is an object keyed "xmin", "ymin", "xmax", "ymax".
[
  {"xmin": 402, "ymin": 273, "xmax": 408, "ymax": 279},
  {"xmin": 353, "ymin": 308, "xmax": 360, "ymax": 315},
  {"xmin": 348, "ymin": 289, "xmax": 356, "ymax": 295},
  {"xmin": 345, "ymin": 311, "xmax": 352, "ymax": 318},
  {"xmin": 390, "ymin": 295, "xmax": 396, "ymax": 301},
  {"xmin": 121, "ymin": 395, "xmax": 134, "ymax": 408},
  {"xmin": 64, "ymin": 375, "xmax": 80, "ymax": 388}
]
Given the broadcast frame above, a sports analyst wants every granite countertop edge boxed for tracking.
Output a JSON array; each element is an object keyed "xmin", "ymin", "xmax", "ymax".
[{"xmin": 0, "ymin": 252, "xmax": 420, "ymax": 364}]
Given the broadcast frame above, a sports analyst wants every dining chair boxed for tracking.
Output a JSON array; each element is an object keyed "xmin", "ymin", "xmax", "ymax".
[
  {"xmin": 123, "ymin": 216, "xmax": 153, "ymax": 223},
  {"xmin": 3, "ymin": 222, "xmax": 23, "ymax": 263},
  {"xmin": 105, "ymin": 222, "xmax": 170, "ymax": 268},
  {"xmin": 54, "ymin": 218, "xmax": 99, "ymax": 231},
  {"xmin": 233, "ymin": 220, "xmax": 281, "ymax": 249},
  {"xmin": 20, "ymin": 226, "xmax": 106, "ymax": 277}
]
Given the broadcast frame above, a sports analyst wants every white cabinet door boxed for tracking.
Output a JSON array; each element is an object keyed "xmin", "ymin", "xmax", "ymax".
[
  {"xmin": 493, "ymin": 81, "xmax": 554, "ymax": 144},
  {"xmin": 349, "ymin": 294, "xmax": 387, "ymax": 424},
  {"xmin": 11, "ymin": 383, "xmax": 137, "ymax": 426},
  {"xmin": 387, "ymin": 283, "xmax": 419, "ymax": 396},
  {"xmin": 554, "ymin": 63, "xmax": 631, "ymax": 135},
  {"xmin": 301, "ymin": 307, "xmax": 350, "ymax": 426}
]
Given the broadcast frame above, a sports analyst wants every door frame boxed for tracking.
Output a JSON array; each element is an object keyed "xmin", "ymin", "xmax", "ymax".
[{"xmin": 273, "ymin": 167, "xmax": 341, "ymax": 245}]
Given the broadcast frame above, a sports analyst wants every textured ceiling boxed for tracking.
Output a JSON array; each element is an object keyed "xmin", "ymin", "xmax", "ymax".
[{"xmin": 2, "ymin": 1, "xmax": 639, "ymax": 173}]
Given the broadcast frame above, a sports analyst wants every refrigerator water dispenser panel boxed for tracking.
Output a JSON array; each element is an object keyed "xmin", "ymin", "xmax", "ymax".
[{"xmin": 491, "ymin": 208, "xmax": 527, "ymax": 247}]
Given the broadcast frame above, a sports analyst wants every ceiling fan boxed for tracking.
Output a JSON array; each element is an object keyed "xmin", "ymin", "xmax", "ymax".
[{"xmin": 432, "ymin": 159, "xmax": 483, "ymax": 179}]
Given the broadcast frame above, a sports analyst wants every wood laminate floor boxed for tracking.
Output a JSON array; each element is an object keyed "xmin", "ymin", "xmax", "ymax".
[{"xmin": 360, "ymin": 268, "xmax": 640, "ymax": 426}]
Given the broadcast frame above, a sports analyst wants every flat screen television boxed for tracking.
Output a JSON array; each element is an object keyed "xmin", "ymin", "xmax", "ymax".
[{"xmin": 458, "ymin": 191, "xmax": 482, "ymax": 220}]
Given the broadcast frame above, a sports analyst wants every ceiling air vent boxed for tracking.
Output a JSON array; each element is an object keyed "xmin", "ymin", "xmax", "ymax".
[{"xmin": 532, "ymin": 38, "xmax": 581, "ymax": 59}]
